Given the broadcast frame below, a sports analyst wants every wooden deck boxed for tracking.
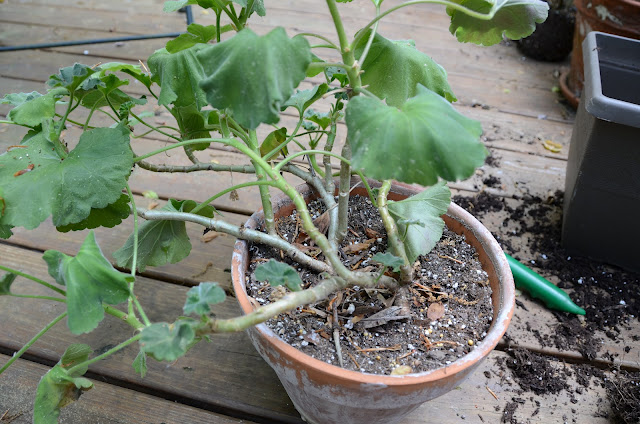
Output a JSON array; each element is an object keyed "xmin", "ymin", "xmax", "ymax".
[{"xmin": 0, "ymin": 1, "xmax": 636, "ymax": 423}]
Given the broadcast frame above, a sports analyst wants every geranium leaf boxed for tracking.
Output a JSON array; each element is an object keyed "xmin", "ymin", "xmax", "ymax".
[
  {"xmin": 34, "ymin": 344, "xmax": 94, "ymax": 424},
  {"xmin": 1, "ymin": 88, "xmax": 67, "ymax": 127},
  {"xmin": 254, "ymin": 259, "xmax": 302, "ymax": 292},
  {"xmin": 47, "ymin": 63, "xmax": 98, "ymax": 91},
  {"xmin": 140, "ymin": 321, "xmax": 196, "ymax": 362},
  {"xmin": 56, "ymin": 194, "xmax": 131, "ymax": 233},
  {"xmin": 183, "ymin": 282, "xmax": 226, "ymax": 315},
  {"xmin": 132, "ymin": 350, "xmax": 148, "ymax": 378},
  {"xmin": 346, "ymin": 85, "xmax": 486, "ymax": 186},
  {"xmin": 371, "ymin": 252, "xmax": 404, "ymax": 272},
  {"xmin": 260, "ymin": 127, "xmax": 288, "ymax": 158},
  {"xmin": 0, "ymin": 225, "xmax": 12, "ymax": 239},
  {"xmin": 282, "ymin": 84, "xmax": 329, "ymax": 115},
  {"xmin": 166, "ymin": 23, "xmax": 218, "ymax": 53},
  {"xmin": 0, "ymin": 124, "xmax": 133, "ymax": 230},
  {"xmin": 172, "ymin": 103, "xmax": 212, "ymax": 150},
  {"xmin": 98, "ymin": 62, "xmax": 153, "ymax": 91},
  {"xmin": 354, "ymin": 31, "xmax": 456, "ymax": 106},
  {"xmin": 304, "ymin": 109, "xmax": 331, "ymax": 130},
  {"xmin": 42, "ymin": 231, "xmax": 133, "ymax": 334},
  {"xmin": 113, "ymin": 199, "xmax": 215, "ymax": 272},
  {"xmin": 0, "ymin": 272, "xmax": 17, "ymax": 295},
  {"xmin": 78, "ymin": 74, "xmax": 147, "ymax": 110},
  {"xmin": 198, "ymin": 27, "xmax": 311, "ymax": 129},
  {"xmin": 448, "ymin": 0, "xmax": 549, "ymax": 46},
  {"xmin": 148, "ymin": 44, "xmax": 209, "ymax": 109},
  {"xmin": 387, "ymin": 182, "xmax": 451, "ymax": 263}
]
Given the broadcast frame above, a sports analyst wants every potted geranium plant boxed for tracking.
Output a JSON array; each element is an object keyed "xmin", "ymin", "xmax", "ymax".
[{"xmin": 0, "ymin": 0, "xmax": 548, "ymax": 423}]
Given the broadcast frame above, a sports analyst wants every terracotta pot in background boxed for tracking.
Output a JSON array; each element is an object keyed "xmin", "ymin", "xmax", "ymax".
[
  {"xmin": 560, "ymin": 0, "xmax": 640, "ymax": 107},
  {"xmin": 231, "ymin": 182, "xmax": 515, "ymax": 424}
]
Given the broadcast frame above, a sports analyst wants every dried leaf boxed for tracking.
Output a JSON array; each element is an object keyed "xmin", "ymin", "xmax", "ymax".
[
  {"xmin": 313, "ymin": 210, "xmax": 330, "ymax": 235},
  {"xmin": 303, "ymin": 331, "xmax": 321, "ymax": 345},
  {"xmin": 427, "ymin": 302, "xmax": 445, "ymax": 321},
  {"xmin": 359, "ymin": 306, "xmax": 411, "ymax": 329},
  {"xmin": 343, "ymin": 239, "xmax": 375, "ymax": 254},
  {"xmin": 201, "ymin": 231, "xmax": 221, "ymax": 243},
  {"xmin": 391, "ymin": 365, "xmax": 413, "ymax": 376},
  {"xmin": 147, "ymin": 201, "xmax": 159, "ymax": 210},
  {"xmin": 542, "ymin": 139, "xmax": 562, "ymax": 153},
  {"xmin": 365, "ymin": 228, "xmax": 381, "ymax": 239}
]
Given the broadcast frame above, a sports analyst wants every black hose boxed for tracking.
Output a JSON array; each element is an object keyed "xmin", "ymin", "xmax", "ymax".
[{"xmin": 0, "ymin": 6, "xmax": 193, "ymax": 52}]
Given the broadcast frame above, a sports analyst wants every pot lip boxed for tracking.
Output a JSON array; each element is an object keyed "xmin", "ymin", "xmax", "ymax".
[{"xmin": 231, "ymin": 185, "xmax": 515, "ymax": 386}]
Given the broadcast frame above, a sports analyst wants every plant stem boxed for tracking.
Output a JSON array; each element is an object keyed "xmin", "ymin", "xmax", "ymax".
[
  {"xmin": 297, "ymin": 33, "xmax": 339, "ymax": 50},
  {"xmin": 249, "ymin": 130, "xmax": 276, "ymax": 235},
  {"xmin": 0, "ymin": 265, "xmax": 66, "ymax": 296},
  {"xmin": 66, "ymin": 334, "xmax": 142, "ymax": 376},
  {"xmin": 0, "ymin": 312, "xmax": 68, "ymax": 376},
  {"xmin": 138, "ymin": 209, "xmax": 333, "ymax": 274},
  {"xmin": 357, "ymin": 3, "xmax": 381, "ymax": 67},
  {"xmin": 136, "ymin": 160, "xmax": 255, "ymax": 174},
  {"xmin": 377, "ymin": 180, "xmax": 413, "ymax": 284},
  {"xmin": 207, "ymin": 277, "xmax": 344, "ymax": 332},
  {"xmin": 273, "ymin": 150, "xmax": 349, "ymax": 174},
  {"xmin": 190, "ymin": 180, "xmax": 277, "ymax": 215},
  {"xmin": 104, "ymin": 305, "xmax": 144, "ymax": 330},
  {"xmin": 133, "ymin": 137, "xmax": 235, "ymax": 162},
  {"xmin": 125, "ymin": 184, "xmax": 151, "ymax": 327},
  {"xmin": 336, "ymin": 143, "xmax": 351, "ymax": 244},
  {"xmin": 129, "ymin": 110, "xmax": 182, "ymax": 142},
  {"xmin": 326, "ymin": 0, "xmax": 363, "ymax": 91},
  {"xmin": 10, "ymin": 294, "xmax": 66, "ymax": 302},
  {"xmin": 324, "ymin": 112, "xmax": 338, "ymax": 195}
]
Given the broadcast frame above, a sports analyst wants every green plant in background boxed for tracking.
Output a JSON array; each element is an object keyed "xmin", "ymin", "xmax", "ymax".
[{"xmin": 0, "ymin": 0, "xmax": 548, "ymax": 420}]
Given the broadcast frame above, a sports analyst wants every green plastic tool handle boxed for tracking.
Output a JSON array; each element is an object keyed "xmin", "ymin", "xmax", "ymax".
[{"xmin": 505, "ymin": 254, "xmax": 586, "ymax": 315}]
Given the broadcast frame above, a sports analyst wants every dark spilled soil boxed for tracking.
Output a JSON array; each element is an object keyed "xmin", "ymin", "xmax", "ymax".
[{"xmin": 453, "ymin": 188, "xmax": 640, "ymax": 423}]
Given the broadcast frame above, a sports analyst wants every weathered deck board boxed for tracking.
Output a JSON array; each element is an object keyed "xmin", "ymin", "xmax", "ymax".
[
  {"xmin": 0, "ymin": 355, "xmax": 258, "ymax": 424},
  {"xmin": 5, "ymin": 195, "xmax": 245, "ymax": 288}
]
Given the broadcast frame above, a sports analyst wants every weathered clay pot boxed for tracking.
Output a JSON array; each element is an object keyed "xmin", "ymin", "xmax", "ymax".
[
  {"xmin": 231, "ymin": 182, "xmax": 515, "ymax": 424},
  {"xmin": 561, "ymin": 0, "xmax": 640, "ymax": 107}
]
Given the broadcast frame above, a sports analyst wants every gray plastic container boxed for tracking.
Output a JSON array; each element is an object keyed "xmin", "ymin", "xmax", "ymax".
[{"xmin": 562, "ymin": 31, "xmax": 640, "ymax": 272}]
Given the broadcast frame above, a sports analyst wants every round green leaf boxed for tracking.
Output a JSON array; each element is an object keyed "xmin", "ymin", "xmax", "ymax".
[
  {"xmin": 387, "ymin": 182, "xmax": 451, "ymax": 262},
  {"xmin": 346, "ymin": 85, "xmax": 486, "ymax": 186},
  {"xmin": 1, "ymin": 88, "xmax": 67, "ymax": 127},
  {"xmin": 56, "ymin": 194, "xmax": 131, "ymax": 233},
  {"xmin": 198, "ymin": 27, "xmax": 311, "ymax": 129},
  {"xmin": 42, "ymin": 231, "xmax": 133, "ymax": 334},
  {"xmin": 0, "ymin": 272, "xmax": 17, "ymax": 295},
  {"xmin": 34, "ymin": 344, "xmax": 94, "ymax": 424},
  {"xmin": 448, "ymin": 0, "xmax": 549, "ymax": 46},
  {"xmin": 113, "ymin": 199, "xmax": 215, "ymax": 272},
  {"xmin": 0, "ymin": 124, "xmax": 133, "ymax": 230},
  {"xmin": 183, "ymin": 282, "xmax": 226, "ymax": 315},
  {"xmin": 254, "ymin": 259, "xmax": 303, "ymax": 292},
  {"xmin": 354, "ymin": 31, "xmax": 456, "ymax": 106},
  {"xmin": 140, "ymin": 321, "xmax": 196, "ymax": 362},
  {"xmin": 148, "ymin": 44, "xmax": 209, "ymax": 109}
]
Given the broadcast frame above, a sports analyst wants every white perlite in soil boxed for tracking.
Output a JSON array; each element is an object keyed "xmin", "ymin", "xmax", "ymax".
[{"xmin": 246, "ymin": 195, "xmax": 493, "ymax": 375}]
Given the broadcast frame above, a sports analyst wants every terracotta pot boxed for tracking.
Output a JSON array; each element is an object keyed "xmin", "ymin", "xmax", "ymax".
[
  {"xmin": 231, "ymin": 182, "xmax": 515, "ymax": 424},
  {"xmin": 562, "ymin": 0, "xmax": 640, "ymax": 106}
]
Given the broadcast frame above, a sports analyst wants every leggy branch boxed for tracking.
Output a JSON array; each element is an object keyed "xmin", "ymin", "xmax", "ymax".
[
  {"xmin": 137, "ymin": 160, "xmax": 256, "ymax": 174},
  {"xmin": 137, "ymin": 209, "xmax": 333, "ymax": 274}
]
